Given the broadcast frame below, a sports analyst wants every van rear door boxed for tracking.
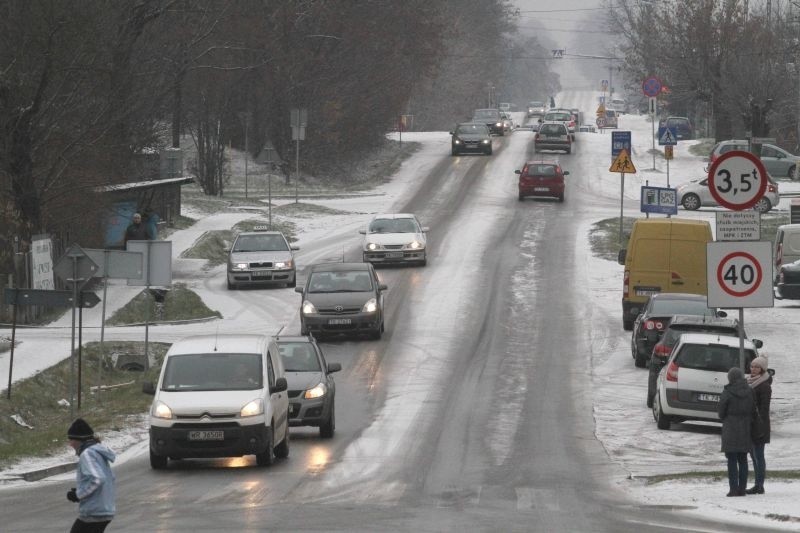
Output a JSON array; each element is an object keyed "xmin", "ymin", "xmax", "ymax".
[
  {"xmin": 668, "ymin": 224, "xmax": 709, "ymax": 294},
  {"xmin": 630, "ymin": 237, "xmax": 669, "ymax": 298}
]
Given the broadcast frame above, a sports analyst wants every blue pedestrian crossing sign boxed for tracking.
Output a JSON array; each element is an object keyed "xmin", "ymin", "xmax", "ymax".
[{"xmin": 657, "ymin": 126, "xmax": 678, "ymax": 146}]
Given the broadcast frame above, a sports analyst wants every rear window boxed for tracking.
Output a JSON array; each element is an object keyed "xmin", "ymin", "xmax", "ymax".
[
  {"xmin": 675, "ymin": 344, "xmax": 756, "ymax": 372},
  {"xmin": 540, "ymin": 124, "xmax": 566, "ymax": 135},
  {"xmin": 545, "ymin": 113, "xmax": 571, "ymax": 121},
  {"xmin": 651, "ymin": 299, "xmax": 715, "ymax": 316},
  {"xmin": 524, "ymin": 164, "xmax": 558, "ymax": 176},
  {"xmin": 663, "ymin": 326, "xmax": 738, "ymax": 347}
]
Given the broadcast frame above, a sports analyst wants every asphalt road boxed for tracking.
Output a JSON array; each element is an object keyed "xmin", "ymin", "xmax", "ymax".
[{"xmin": 3, "ymin": 93, "xmax": 779, "ymax": 532}]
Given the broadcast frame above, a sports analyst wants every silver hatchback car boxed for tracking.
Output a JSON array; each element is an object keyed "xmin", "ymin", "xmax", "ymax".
[
  {"xmin": 227, "ymin": 227, "xmax": 299, "ymax": 289},
  {"xmin": 676, "ymin": 174, "xmax": 780, "ymax": 213}
]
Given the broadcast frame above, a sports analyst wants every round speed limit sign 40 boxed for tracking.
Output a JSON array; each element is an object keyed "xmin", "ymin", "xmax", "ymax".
[
  {"xmin": 717, "ymin": 251, "xmax": 762, "ymax": 298},
  {"xmin": 707, "ymin": 150, "xmax": 768, "ymax": 210}
]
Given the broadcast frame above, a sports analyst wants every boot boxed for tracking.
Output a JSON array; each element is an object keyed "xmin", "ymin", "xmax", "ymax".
[{"xmin": 745, "ymin": 485, "xmax": 765, "ymax": 495}]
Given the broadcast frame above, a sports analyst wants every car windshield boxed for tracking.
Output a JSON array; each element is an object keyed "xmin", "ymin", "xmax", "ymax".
[
  {"xmin": 233, "ymin": 234, "xmax": 288, "ymax": 252},
  {"xmin": 161, "ymin": 352, "xmax": 263, "ymax": 391},
  {"xmin": 456, "ymin": 124, "xmax": 488, "ymax": 135},
  {"xmin": 529, "ymin": 101, "xmax": 544, "ymax": 107},
  {"xmin": 279, "ymin": 342, "xmax": 321, "ymax": 372},
  {"xmin": 473, "ymin": 109, "xmax": 499, "ymax": 119},
  {"xmin": 675, "ymin": 344, "xmax": 756, "ymax": 373},
  {"xmin": 651, "ymin": 299, "xmax": 715, "ymax": 316},
  {"xmin": 369, "ymin": 218, "xmax": 418, "ymax": 233},
  {"xmin": 308, "ymin": 270, "xmax": 373, "ymax": 293}
]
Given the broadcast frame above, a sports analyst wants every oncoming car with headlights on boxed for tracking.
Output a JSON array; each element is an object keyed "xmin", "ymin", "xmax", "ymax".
[
  {"xmin": 360, "ymin": 213, "xmax": 428, "ymax": 266},
  {"xmin": 450, "ymin": 122, "xmax": 492, "ymax": 156},
  {"xmin": 227, "ymin": 227, "xmax": 298, "ymax": 289}
]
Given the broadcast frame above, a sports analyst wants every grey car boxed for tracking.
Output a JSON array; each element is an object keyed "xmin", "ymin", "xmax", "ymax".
[
  {"xmin": 472, "ymin": 108, "xmax": 505, "ymax": 136},
  {"xmin": 450, "ymin": 122, "xmax": 492, "ymax": 156},
  {"xmin": 227, "ymin": 228, "xmax": 299, "ymax": 289},
  {"xmin": 710, "ymin": 139, "xmax": 800, "ymax": 178},
  {"xmin": 277, "ymin": 335, "xmax": 340, "ymax": 438},
  {"xmin": 295, "ymin": 262, "xmax": 387, "ymax": 339}
]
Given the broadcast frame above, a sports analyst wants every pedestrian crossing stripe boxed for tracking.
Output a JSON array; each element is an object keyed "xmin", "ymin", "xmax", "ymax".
[{"xmin": 609, "ymin": 148, "xmax": 636, "ymax": 173}]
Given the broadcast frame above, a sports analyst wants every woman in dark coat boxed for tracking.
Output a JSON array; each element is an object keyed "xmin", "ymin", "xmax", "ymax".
[
  {"xmin": 718, "ymin": 367, "xmax": 755, "ymax": 497},
  {"xmin": 747, "ymin": 356, "xmax": 772, "ymax": 494}
]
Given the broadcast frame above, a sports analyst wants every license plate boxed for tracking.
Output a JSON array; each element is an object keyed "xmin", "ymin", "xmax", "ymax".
[
  {"xmin": 534, "ymin": 187, "xmax": 549, "ymax": 191},
  {"xmin": 328, "ymin": 318, "xmax": 352, "ymax": 325},
  {"xmin": 698, "ymin": 393, "xmax": 720, "ymax": 402},
  {"xmin": 635, "ymin": 286, "xmax": 661, "ymax": 296},
  {"xmin": 188, "ymin": 430, "xmax": 224, "ymax": 441},
  {"xmin": 252, "ymin": 272, "xmax": 271, "ymax": 279},
  {"xmin": 385, "ymin": 252, "xmax": 403, "ymax": 258}
]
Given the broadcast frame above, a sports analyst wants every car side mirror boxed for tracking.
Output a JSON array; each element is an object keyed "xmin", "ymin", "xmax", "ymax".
[
  {"xmin": 291, "ymin": 245, "xmax": 300, "ymax": 251},
  {"xmin": 752, "ymin": 339, "xmax": 763, "ymax": 349},
  {"xmin": 716, "ymin": 310, "xmax": 728, "ymax": 318},
  {"xmin": 421, "ymin": 226, "xmax": 430, "ymax": 233},
  {"xmin": 294, "ymin": 286, "xmax": 304, "ymax": 293},
  {"xmin": 378, "ymin": 283, "xmax": 388, "ymax": 291},
  {"xmin": 272, "ymin": 377, "xmax": 288, "ymax": 394},
  {"xmin": 142, "ymin": 381, "xmax": 156, "ymax": 395},
  {"xmin": 359, "ymin": 229, "xmax": 366, "ymax": 234},
  {"xmin": 514, "ymin": 169, "xmax": 521, "ymax": 175},
  {"xmin": 563, "ymin": 171, "xmax": 570, "ymax": 176},
  {"xmin": 617, "ymin": 249, "xmax": 627, "ymax": 265},
  {"xmin": 327, "ymin": 362, "xmax": 342, "ymax": 374}
]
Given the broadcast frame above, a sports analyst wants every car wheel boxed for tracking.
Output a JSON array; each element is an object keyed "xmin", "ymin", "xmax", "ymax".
[
  {"xmin": 149, "ymin": 448, "xmax": 168, "ymax": 470},
  {"xmin": 320, "ymin": 400, "xmax": 335, "ymax": 439},
  {"xmin": 634, "ymin": 349, "xmax": 647, "ymax": 368},
  {"xmin": 681, "ymin": 193, "xmax": 700, "ymax": 210},
  {"xmin": 451, "ymin": 147, "xmax": 458, "ymax": 156},
  {"xmin": 754, "ymin": 197, "xmax": 771, "ymax": 213},
  {"xmin": 788, "ymin": 164, "xmax": 796, "ymax": 179},
  {"xmin": 622, "ymin": 318, "xmax": 634, "ymax": 331},
  {"xmin": 227, "ymin": 279, "xmax": 236, "ymax": 290},
  {"xmin": 256, "ymin": 427, "xmax": 275, "ymax": 466},
  {"xmin": 370, "ymin": 324, "xmax": 382, "ymax": 340},
  {"xmin": 288, "ymin": 275, "xmax": 296, "ymax": 288},
  {"xmin": 653, "ymin": 393, "xmax": 671, "ymax": 430},
  {"xmin": 274, "ymin": 421, "xmax": 290, "ymax": 459}
]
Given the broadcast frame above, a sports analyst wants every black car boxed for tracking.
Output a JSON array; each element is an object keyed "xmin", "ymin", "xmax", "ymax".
[
  {"xmin": 449, "ymin": 122, "xmax": 492, "ymax": 156},
  {"xmin": 295, "ymin": 262, "xmax": 387, "ymax": 339},
  {"xmin": 645, "ymin": 315, "xmax": 762, "ymax": 407},
  {"xmin": 660, "ymin": 116, "xmax": 693, "ymax": 140},
  {"xmin": 631, "ymin": 293, "xmax": 723, "ymax": 368},
  {"xmin": 471, "ymin": 108, "xmax": 505, "ymax": 136},
  {"xmin": 776, "ymin": 259, "xmax": 800, "ymax": 299}
]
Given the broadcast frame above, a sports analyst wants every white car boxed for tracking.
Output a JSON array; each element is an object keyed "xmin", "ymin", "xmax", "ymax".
[
  {"xmin": 676, "ymin": 174, "xmax": 780, "ymax": 213},
  {"xmin": 360, "ymin": 213, "xmax": 428, "ymax": 266},
  {"xmin": 653, "ymin": 333, "xmax": 759, "ymax": 430}
]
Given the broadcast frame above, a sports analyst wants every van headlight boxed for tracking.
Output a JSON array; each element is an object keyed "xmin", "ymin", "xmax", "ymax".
[
  {"xmin": 302, "ymin": 300, "xmax": 317, "ymax": 315},
  {"xmin": 367, "ymin": 242, "xmax": 380, "ymax": 251},
  {"xmin": 152, "ymin": 401, "xmax": 173, "ymax": 419},
  {"xmin": 240, "ymin": 399, "xmax": 264, "ymax": 417},
  {"xmin": 304, "ymin": 382, "xmax": 327, "ymax": 399},
  {"xmin": 362, "ymin": 298, "xmax": 378, "ymax": 313}
]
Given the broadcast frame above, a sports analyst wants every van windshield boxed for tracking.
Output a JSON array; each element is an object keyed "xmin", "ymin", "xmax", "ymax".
[{"xmin": 161, "ymin": 353, "xmax": 263, "ymax": 391}]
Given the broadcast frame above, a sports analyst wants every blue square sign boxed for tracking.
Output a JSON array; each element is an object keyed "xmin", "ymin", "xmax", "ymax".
[{"xmin": 612, "ymin": 131, "xmax": 631, "ymax": 157}]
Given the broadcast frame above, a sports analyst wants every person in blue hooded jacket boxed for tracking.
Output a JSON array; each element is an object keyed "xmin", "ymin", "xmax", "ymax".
[{"xmin": 66, "ymin": 418, "xmax": 116, "ymax": 532}]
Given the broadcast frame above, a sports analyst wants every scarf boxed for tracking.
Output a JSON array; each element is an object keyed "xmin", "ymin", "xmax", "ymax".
[{"xmin": 747, "ymin": 373, "xmax": 769, "ymax": 389}]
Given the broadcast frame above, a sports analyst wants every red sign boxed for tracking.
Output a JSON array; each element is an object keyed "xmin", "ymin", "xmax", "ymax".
[
  {"xmin": 716, "ymin": 251, "xmax": 763, "ymax": 298},
  {"xmin": 707, "ymin": 150, "xmax": 768, "ymax": 210}
]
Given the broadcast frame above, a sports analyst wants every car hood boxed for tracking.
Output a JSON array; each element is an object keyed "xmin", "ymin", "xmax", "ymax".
[
  {"xmin": 230, "ymin": 250, "xmax": 292, "ymax": 263},
  {"xmin": 156, "ymin": 390, "xmax": 262, "ymax": 415},
  {"xmin": 304, "ymin": 291, "xmax": 375, "ymax": 307},
  {"xmin": 284, "ymin": 371, "xmax": 324, "ymax": 391},
  {"xmin": 364, "ymin": 233, "xmax": 426, "ymax": 246}
]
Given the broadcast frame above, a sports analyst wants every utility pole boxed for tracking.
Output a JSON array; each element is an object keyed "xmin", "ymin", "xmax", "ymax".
[{"xmin": 238, "ymin": 112, "xmax": 251, "ymax": 198}]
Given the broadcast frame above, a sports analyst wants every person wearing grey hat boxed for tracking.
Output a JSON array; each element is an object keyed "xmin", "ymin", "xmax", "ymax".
[
  {"xmin": 66, "ymin": 418, "xmax": 116, "ymax": 532},
  {"xmin": 746, "ymin": 356, "xmax": 772, "ymax": 495},
  {"xmin": 718, "ymin": 367, "xmax": 755, "ymax": 497}
]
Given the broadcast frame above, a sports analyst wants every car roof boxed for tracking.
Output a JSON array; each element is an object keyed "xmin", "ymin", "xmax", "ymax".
[
  {"xmin": 676, "ymin": 332, "xmax": 755, "ymax": 348},
  {"xmin": 371, "ymin": 213, "xmax": 415, "ymax": 220},
  {"xmin": 649, "ymin": 292, "xmax": 708, "ymax": 302},
  {"xmin": 168, "ymin": 334, "xmax": 268, "ymax": 355},
  {"xmin": 237, "ymin": 230, "xmax": 286, "ymax": 237},
  {"xmin": 666, "ymin": 314, "xmax": 738, "ymax": 328},
  {"xmin": 310, "ymin": 262, "xmax": 371, "ymax": 272}
]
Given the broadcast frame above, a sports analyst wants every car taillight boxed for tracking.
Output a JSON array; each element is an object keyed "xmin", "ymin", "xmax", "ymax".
[
  {"xmin": 623, "ymin": 270, "xmax": 630, "ymax": 299},
  {"xmin": 644, "ymin": 319, "xmax": 664, "ymax": 331},
  {"xmin": 768, "ymin": 184, "xmax": 777, "ymax": 193},
  {"xmin": 653, "ymin": 343, "xmax": 672, "ymax": 359},
  {"xmin": 666, "ymin": 361, "xmax": 679, "ymax": 382}
]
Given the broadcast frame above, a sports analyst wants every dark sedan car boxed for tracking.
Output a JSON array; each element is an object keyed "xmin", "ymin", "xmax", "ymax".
[
  {"xmin": 295, "ymin": 262, "xmax": 387, "ymax": 339},
  {"xmin": 776, "ymin": 259, "xmax": 800, "ymax": 299},
  {"xmin": 450, "ymin": 122, "xmax": 492, "ymax": 156},
  {"xmin": 644, "ymin": 315, "xmax": 761, "ymax": 407},
  {"xmin": 630, "ymin": 293, "xmax": 723, "ymax": 368},
  {"xmin": 472, "ymin": 108, "xmax": 505, "ymax": 136},
  {"xmin": 277, "ymin": 335, "xmax": 340, "ymax": 438}
]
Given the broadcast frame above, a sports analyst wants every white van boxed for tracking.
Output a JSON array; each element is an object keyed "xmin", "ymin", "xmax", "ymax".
[
  {"xmin": 775, "ymin": 224, "xmax": 800, "ymax": 271},
  {"xmin": 143, "ymin": 334, "xmax": 290, "ymax": 469}
]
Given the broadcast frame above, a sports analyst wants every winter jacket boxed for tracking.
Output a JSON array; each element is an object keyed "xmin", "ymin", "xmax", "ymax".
[
  {"xmin": 718, "ymin": 379, "xmax": 755, "ymax": 453},
  {"xmin": 75, "ymin": 440, "xmax": 116, "ymax": 520},
  {"xmin": 124, "ymin": 222, "xmax": 151, "ymax": 244},
  {"xmin": 752, "ymin": 375, "xmax": 773, "ymax": 445}
]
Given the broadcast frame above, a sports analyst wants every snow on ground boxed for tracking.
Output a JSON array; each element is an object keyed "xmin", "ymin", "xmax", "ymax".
[{"xmin": 1, "ymin": 114, "xmax": 799, "ymax": 527}]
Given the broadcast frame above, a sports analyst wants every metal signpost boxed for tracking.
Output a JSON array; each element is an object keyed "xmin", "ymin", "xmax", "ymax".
[
  {"xmin": 609, "ymin": 148, "xmax": 637, "ymax": 243},
  {"xmin": 642, "ymin": 76, "xmax": 662, "ymax": 170},
  {"xmin": 657, "ymin": 126, "xmax": 678, "ymax": 187},
  {"xmin": 127, "ymin": 241, "xmax": 172, "ymax": 368}
]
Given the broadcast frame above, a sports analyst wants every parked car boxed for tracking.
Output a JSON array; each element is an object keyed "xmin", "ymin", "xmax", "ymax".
[
  {"xmin": 360, "ymin": 213, "xmax": 428, "ymax": 266},
  {"xmin": 534, "ymin": 122, "xmax": 572, "ymax": 154},
  {"xmin": 676, "ymin": 173, "xmax": 779, "ymax": 213},
  {"xmin": 450, "ymin": 122, "xmax": 492, "ymax": 156},
  {"xmin": 276, "ymin": 334, "xmax": 340, "ymax": 438},
  {"xmin": 646, "ymin": 315, "xmax": 762, "ymax": 408},
  {"xmin": 653, "ymin": 333, "xmax": 759, "ymax": 430},
  {"xmin": 295, "ymin": 262, "xmax": 387, "ymax": 339},
  {"xmin": 600, "ymin": 109, "xmax": 618, "ymax": 129},
  {"xmin": 630, "ymin": 293, "xmax": 724, "ymax": 368},
  {"xmin": 472, "ymin": 108, "xmax": 505, "ymax": 136},
  {"xmin": 142, "ymin": 334, "xmax": 290, "ymax": 468},
  {"xmin": 527, "ymin": 101, "xmax": 547, "ymax": 117},
  {"xmin": 776, "ymin": 259, "xmax": 800, "ymax": 299},
  {"xmin": 774, "ymin": 224, "xmax": 800, "ymax": 278},
  {"xmin": 709, "ymin": 139, "xmax": 800, "ymax": 179},
  {"xmin": 515, "ymin": 160, "xmax": 568, "ymax": 202},
  {"xmin": 227, "ymin": 227, "xmax": 298, "ymax": 289},
  {"xmin": 608, "ymin": 98, "xmax": 629, "ymax": 115},
  {"xmin": 660, "ymin": 116, "xmax": 693, "ymax": 140}
]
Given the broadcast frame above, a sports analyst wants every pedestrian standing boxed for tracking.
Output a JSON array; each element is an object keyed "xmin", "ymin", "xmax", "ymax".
[
  {"xmin": 123, "ymin": 212, "xmax": 150, "ymax": 246},
  {"xmin": 66, "ymin": 418, "xmax": 116, "ymax": 532},
  {"xmin": 747, "ymin": 356, "xmax": 772, "ymax": 495},
  {"xmin": 718, "ymin": 367, "xmax": 755, "ymax": 497}
]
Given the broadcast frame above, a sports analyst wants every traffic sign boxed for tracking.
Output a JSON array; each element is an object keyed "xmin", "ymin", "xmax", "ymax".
[
  {"xmin": 641, "ymin": 186, "xmax": 677, "ymax": 215},
  {"xmin": 664, "ymin": 146, "xmax": 674, "ymax": 160},
  {"xmin": 609, "ymin": 149, "xmax": 636, "ymax": 173},
  {"xmin": 612, "ymin": 131, "xmax": 631, "ymax": 157},
  {"xmin": 707, "ymin": 150, "xmax": 768, "ymax": 211},
  {"xmin": 648, "ymin": 97, "xmax": 657, "ymax": 115},
  {"xmin": 642, "ymin": 76, "xmax": 662, "ymax": 98},
  {"xmin": 707, "ymin": 241, "xmax": 773, "ymax": 308},
  {"xmin": 596, "ymin": 117, "xmax": 606, "ymax": 128},
  {"xmin": 596, "ymin": 104, "xmax": 606, "ymax": 117},
  {"xmin": 657, "ymin": 126, "xmax": 678, "ymax": 146},
  {"xmin": 716, "ymin": 211, "xmax": 760, "ymax": 241},
  {"xmin": 3, "ymin": 288, "xmax": 100, "ymax": 308},
  {"xmin": 53, "ymin": 244, "xmax": 98, "ymax": 289},
  {"xmin": 601, "ymin": 79, "xmax": 609, "ymax": 90}
]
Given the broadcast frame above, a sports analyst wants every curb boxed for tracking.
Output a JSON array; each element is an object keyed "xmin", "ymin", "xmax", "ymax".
[{"xmin": 20, "ymin": 462, "xmax": 76, "ymax": 482}]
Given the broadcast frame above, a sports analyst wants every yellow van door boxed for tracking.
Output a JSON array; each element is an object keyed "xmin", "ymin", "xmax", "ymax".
[
  {"xmin": 668, "ymin": 230, "xmax": 709, "ymax": 295},
  {"xmin": 629, "ymin": 237, "xmax": 669, "ymax": 298}
]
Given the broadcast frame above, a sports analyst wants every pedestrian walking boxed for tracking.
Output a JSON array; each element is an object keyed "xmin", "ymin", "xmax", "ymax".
[
  {"xmin": 718, "ymin": 367, "xmax": 755, "ymax": 497},
  {"xmin": 66, "ymin": 418, "xmax": 116, "ymax": 532},
  {"xmin": 123, "ymin": 212, "xmax": 151, "ymax": 246},
  {"xmin": 747, "ymin": 356, "xmax": 772, "ymax": 495}
]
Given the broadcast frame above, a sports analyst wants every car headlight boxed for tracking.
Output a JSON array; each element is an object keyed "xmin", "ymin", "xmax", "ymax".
[
  {"xmin": 240, "ymin": 399, "xmax": 264, "ymax": 417},
  {"xmin": 304, "ymin": 382, "xmax": 327, "ymax": 399},
  {"xmin": 367, "ymin": 242, "xmax": 380, "ymax": 251},
  {"xmin": 482, "ymin": 139, "xmax": 490, "ymax": 144},
  {"xmin": 274, "ymin": 260, "xmax": 293, "ymax": 269},
  {"xmin": 407, "ymin": 241, "xmax": 423, "ymax": 250},
  {"xmin": 454, "ymin": 139, "xmax": 462, "ymax": 145},
  {"xmin": 362, "ymin": 298, "xmax": 378, "ymax": 313},
  {"xmin": 495, "ymin": 122, "xmax": 502, "ymax": 127},
  {"xmin": 302, "ymin": 300, "xmax": 317, "ymax": 315},
  {"xmin": 231, "ymin": 262, "xmax": 248, "ymax": 271},
  {"xmin": 152, "ymin": 400, "xmax": 173, "ymax": 420}
]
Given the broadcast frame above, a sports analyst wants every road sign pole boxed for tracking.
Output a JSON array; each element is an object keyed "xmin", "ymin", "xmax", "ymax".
[
  {"xmin": 739, "ymin": 308, "xmax": 745, "ymax": 371},
  {"xmin": 619, "ymin": 172, "xmax": 625, "ymax": 244},
  {"xmin": 69, "ymin": 257, "xmax": 78, "ymax": 417},
  {"xmin": 78, "ymin": 301, "xmax": 83, "ymax": 409},
  {"xmin": 6, "ymin": 290, "xmax": 18, "ymax": 399},
  {"xmin": 98, "ymin": 253, "xmax": 109, "ymax": 393},
  {"xmin": 651, "ymin": 117, "xmax": 656, "ymax": 170},
  {"xmin": 144, "ymin": 241, "xmax": 151, "ymax": 370}
]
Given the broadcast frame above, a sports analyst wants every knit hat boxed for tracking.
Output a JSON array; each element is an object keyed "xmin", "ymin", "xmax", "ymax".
[
  {"xmin": 728, "ymin": 367, "xmax": 744, "ymax": 384},
  {"xmin": 67, "ymin": 418, "xmax": 94, "ymax": 440},
  {"xmin": 751, "ymin": 356, "xmax": 769, "ymax": 373}
]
